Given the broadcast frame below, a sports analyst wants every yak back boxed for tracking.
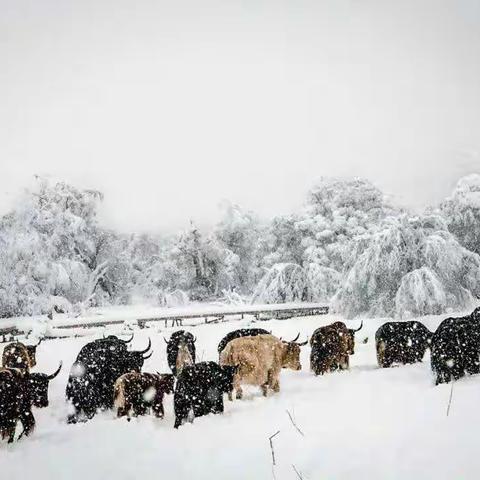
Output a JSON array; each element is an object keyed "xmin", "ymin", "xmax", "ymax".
[{"xmin": 217, "ymin": 328, "xmax": 270, "ymax": 354}]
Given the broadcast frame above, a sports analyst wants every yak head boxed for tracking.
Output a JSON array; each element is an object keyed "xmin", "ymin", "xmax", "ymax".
[
  {"xmin": 124, "ymin": 338, "xmax": 153, "ymax": 372},
  {"xmin": 28, "ymin": 362, "xmax": 62, "ymax": 408},
  {"xmin": 25, "ymin": 338, "xmax": 43, "ymax": 368},
  {"xmin": 164, "ymin": 331, "xmax": 196, "ymax": 375},
  {"xmin": 3, "ymin": 341, "xmax": 40, "ymax": 370},
  {"xmin": 281, "ymin": 334, "xmax": 308, "ymax": 371},
  {"xmin": 347, "ymin": 321, "xmax": 363, "ymax": 355},
  {"xmin": 165, "ymin": 331, "xmax": 196, "ymax": 349}
]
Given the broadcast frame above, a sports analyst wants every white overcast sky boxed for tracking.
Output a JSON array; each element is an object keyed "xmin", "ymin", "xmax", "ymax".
[{"xmin": 1, "ymin": 0, "xmax": 480, "ymax": 232}]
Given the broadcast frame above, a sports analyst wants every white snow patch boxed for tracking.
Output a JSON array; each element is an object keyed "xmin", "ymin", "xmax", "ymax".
[{"xmin": 1, "ymin": 308, "xmax": 479, "ymax": 479}]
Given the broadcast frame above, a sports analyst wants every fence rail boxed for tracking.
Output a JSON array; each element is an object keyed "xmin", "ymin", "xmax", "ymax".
[{"xmin": 0, "ymin": 304, "xmax": 329, "ymax": 342}]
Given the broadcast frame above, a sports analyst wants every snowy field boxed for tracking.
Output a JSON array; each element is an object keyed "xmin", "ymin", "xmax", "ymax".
[{"xmin": 1, "ymin": 309, "xmax": 480, "ymax": 480}]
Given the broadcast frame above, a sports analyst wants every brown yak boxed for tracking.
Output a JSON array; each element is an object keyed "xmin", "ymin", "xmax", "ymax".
[
  {"xmin": 114, "ymin": 372, "xmax": 175, "ymax": 420},
  {"xmin": 220, "ymin": 333, "xmax": 307, "ymax": 399},
  {"xmin": 2, "ymin": 340, "xmax": 42, "ymax": 372},
  {"xmin": 310, "ymin": 321, "xmax": 363, "ymax": 375}
]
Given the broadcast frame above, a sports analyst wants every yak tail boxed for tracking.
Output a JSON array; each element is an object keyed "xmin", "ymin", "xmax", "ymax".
[
  {"xmin": 113, "ymin": 379, "xmax": 125, "ymax": 410},
  {"xmin": 176, "ymin": 342, "xmax": 193, "ymax": 376},
  {"xmin": 219, "ymin": 347, "xmax": 228, "ymax": 366},
  {"xmin": 376, "ymin": 340, "xmax": 386, "ymax": 367}
]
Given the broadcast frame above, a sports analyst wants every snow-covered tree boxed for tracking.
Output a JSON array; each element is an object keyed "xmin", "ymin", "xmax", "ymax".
[
  {"xmin": 332, "ymin": 214, "xmax": 480, "ymax": 318},
  {"xmin": 305, "ymin": 263, "xmax": 341, "ymax": 303},
  {"xmin": 214, "ymin": 202, "xmax": 265, "ymax": 294},
  {"xmin": 296, "ymin": 177, "xmax": 398, "ymax": 274},
  {"xmin": 262, "ymin": 214, "xmax": 304, "ymax": 268},
  {"xmin": 441, "ymin": 174, "xmax": 480, "ymax": 255},
  {"xmin": 394, "ymin": 267, "xmax": 447, "ymax": 318},
  {"xmin": 3, "ymin": 173, "xmax": 480, "ymax": 320},
  {"xmin": 0, "ymin": 179, "xmax": 105, "ymax": 316},
  {"xmin": 171, "ymin": 223, "xmax": 236, "ymax": 300},
  {"xmin": 252, "ymin": 263, "xmax": 308, "ymax": 304}
]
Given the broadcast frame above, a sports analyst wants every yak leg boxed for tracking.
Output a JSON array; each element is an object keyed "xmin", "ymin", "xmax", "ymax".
[
  {"xmin": 261, "ymin": 383, "xmax": 268, "ymax": 396},
  {"xmin": 211, "ymin": 393, "xmax": 224, "ymax": 414},
  {"xmin": 2, "ymin": 421, "xmax": 17, "ymax": 444},
  {"xmin": 153, "ymin": 401, "xmax": 164, "ymax": 418},
  {"xmin": 7, "ymin": 426, "xmax": 16, "ymax": 444},
  {"xmin": 271, "ymin": 378, "xmax": 280, "ymax": 393},
  {"xmin": 231, "ymin": 375, "xmax": 243, "ymax": 400},
  {"xmin": 18, "ymin": 410, "xmax": 35, "ymax": 440},
  {"xmin": 328, "ymin": 358, "xmax": 337, "ymax": 372},
  {"xmin": 119, "ymin": 401, "xmax": 134, "ymax": 420},
  {"xmin": 261, "ymin": 372, "xmax": 270, "ymax": 396},
  {"xmin": 84, "ymin": 406, "xmax": 96, "ymax": 420},
  {"xmin": 193, "ymin": 397, "xmax": 210, "ymax": 418},
  {"xmin": 173, "ymin": 384, "xmax": 190, "ymax": 429},
  {"xmin": 117, "ymin": 406, "xmax": 127, "ymax": 418},
  {"xmin": 376, "ymin": 341, "xmax": 386, "ymax": 368},
  {"xmin": 313, "ymin": 360, "xmax": 324, "ymax": 376},
  {"xmin": 67, "ymin": 404, "xmax": 84, "ymax": 424},
  {"xmin": 268, "ymin": 368, "xmax": 281, "ymax": 394},
  {"xmin": 235, "ymin": 385, "xmax": 243, "ymax": 400},
  {"xmin": 435, "ymin": 369, "xmax": 450, "ymax": 385},
  {"xmin": 340, "ymin": 355, "xmax": 349, "ymax": 370},
  {"xmin": 67, "ymin": 413, "xmax": 78, "ymax": 424}
]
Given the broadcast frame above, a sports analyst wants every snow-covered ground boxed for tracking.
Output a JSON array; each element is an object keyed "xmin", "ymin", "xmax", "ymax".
[{"xmin": 1, "ymin": 309, "xmax": 480, "ymax": 479}]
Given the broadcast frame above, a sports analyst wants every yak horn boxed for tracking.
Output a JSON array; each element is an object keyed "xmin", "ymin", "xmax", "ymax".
[
  {"xmin": 192, "ymin": 335, "xmax": 197, "ymax": 343},
  {"xmin": 353, "ymin": 321, "xmax": 363, "ymax": 332},
  {"xmin": 121, "ymin": 333, "xmax": 134, "ymax": 344},
  {"xmin": 139, "ymin": 338, "xmax": 152, "ymax": 354},
  {"xmin": 290, "ymin": 333, "xmax": 300, "ymax": 343},
  {"xmin": 297, "ymin": 339, "xmax": 309, "ymax": 347},
  {"xmin": 143, "ymin": 351, "xmax": 153, "ymax": 360},
  {"xmin": 47, "ymin": 362, "xmax": 62, "ymax": 380},
  {"xmin": 164, "ymin": 337, "xmax": 169, "ymax": 344},
  {"xmin": 35, "ymin": 338, "xmax": 43, "ymax": 347}
]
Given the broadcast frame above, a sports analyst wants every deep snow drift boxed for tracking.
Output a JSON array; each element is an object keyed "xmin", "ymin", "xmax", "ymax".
[{"xmin": 1, "ymin": 309, "xmax": 479, "ymax": 480}]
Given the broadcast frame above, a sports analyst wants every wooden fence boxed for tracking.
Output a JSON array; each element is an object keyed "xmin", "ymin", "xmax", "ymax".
[{"xmin": 0, "ymin": 304, "xmax": 329, "ymax": 343}]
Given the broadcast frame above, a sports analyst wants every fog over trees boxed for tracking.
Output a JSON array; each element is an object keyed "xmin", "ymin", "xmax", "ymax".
[{"xmin": 1, "ymin": 174, "xmax": 480, "ymax": 319}]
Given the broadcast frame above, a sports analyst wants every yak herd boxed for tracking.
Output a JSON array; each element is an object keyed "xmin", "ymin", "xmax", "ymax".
[{"xmin": 1, "ymin": 306, "xmax": 480, "ymax": 443}]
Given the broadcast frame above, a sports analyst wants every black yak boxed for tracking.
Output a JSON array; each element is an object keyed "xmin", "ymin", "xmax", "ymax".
[
  {"xmin": 174, "ymin": 362, "xmax": 237, "ymax": 428},
  {"xmin": 66, "ymin": 338, "xmax": 152, "ymax": 423},
  {"xmin": 376, "ymin": 321, "xmax": 432, "ymax": 368}
]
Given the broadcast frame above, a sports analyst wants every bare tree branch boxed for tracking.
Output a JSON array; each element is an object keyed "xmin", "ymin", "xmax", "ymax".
[
  {"xmin": 292, "ymin": 464, "xmax": 304, "ymax": 479},
  {"xmin": 269, "ymin": 430, "xmax": 280, "ymax": 466},
  {"xmin": 286, "ymin": 409, "xmax": 304, "ymax": 437},
  {"xmin": 447, "ymin": 381, "xmax": 454, "ymax": 417}
]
